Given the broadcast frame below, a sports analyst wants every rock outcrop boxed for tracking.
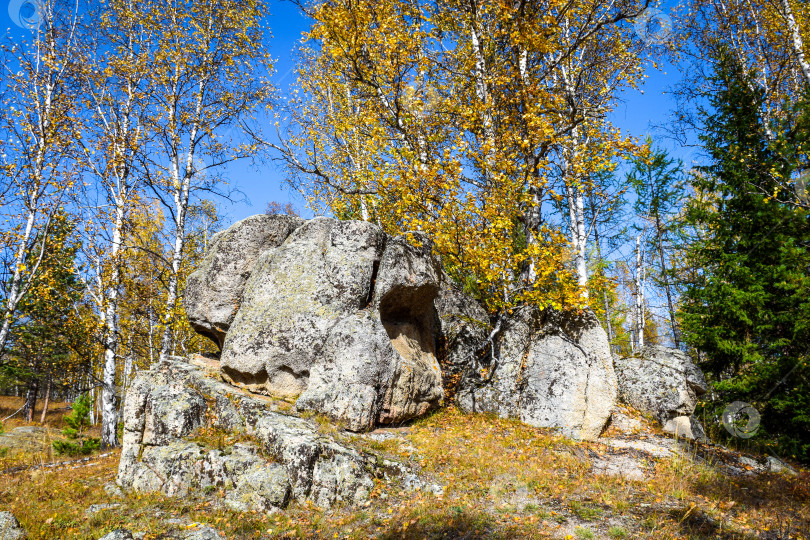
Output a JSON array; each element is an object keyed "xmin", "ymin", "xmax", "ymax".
[
  {"xmin": 184, "ymin": 215, "xmax": 619, "ymax": 440},
  {"xmin": 455, "ymin": 308, "xmax": 618, "ymax": 440},
  {"xmin": 117, "ymin": 357, "xmax": 374, "ymax": 510},
  {"xmin": 613, "ymin": 345, "xmax": 708, "ymax": 440},
  {"xmin": 188, "ymin": 217, "xmax": 446, "ymax": 432},
  {"xmin": 184, "ymin": 214, "xmax": 303, "ymax": 349},
  {"xmin": 433, "ymin": 277, "xmax": 490, "ymax": 396}
]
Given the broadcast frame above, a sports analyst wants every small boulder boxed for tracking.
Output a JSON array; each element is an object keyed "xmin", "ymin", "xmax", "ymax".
[
  {"xmin": 662, "ymin": 415, "xmax": 707, "ymax": 441},
  {"xmin": 0, "ymin": 512, "xmax": 26, "ymax": 540},
  {"xmin": 456, "ymin": 308, "xmax": 618, "ymax": 440},
  {"xmin": 766, "ymin": 455, "xmax": 798, "ymax": 475},
  {"xmin": 181, "ymin": 527, "xmax": 223, "ymax": 540},
  {"xmin": 97, "ymin": 531, "xmax": 132, "ymax": 540},
  {"xmin": 614, "ymin": 345, "xmax": 708, "ymax": 440},
  {"xmin": 184, "ymin": 214, "xmax": 303, "ymax": 349}
]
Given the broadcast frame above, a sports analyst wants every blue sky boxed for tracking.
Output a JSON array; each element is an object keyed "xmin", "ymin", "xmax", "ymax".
[{"xmin": 2, "ymin": 0, "xmax": 690, "ymax": 228}]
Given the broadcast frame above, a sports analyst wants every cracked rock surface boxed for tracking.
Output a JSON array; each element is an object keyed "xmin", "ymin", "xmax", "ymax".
[
  {"xmin": 184, "ymin": 214, "xmax": 303, "ymax": 349},
  {"xmin": 192, "ymin": 217, "xmax": 451, "ymax": 432},
  {"xmin": 455, "ymin": 308, "xmax": 618, "ymax": 440},
  {"xmin": 614, "ymin": 345, "xmax": 708, "ymax": 440},
  {"xmin": 117, "ymin": 357, "xmax": 374, "ymax": 510}
]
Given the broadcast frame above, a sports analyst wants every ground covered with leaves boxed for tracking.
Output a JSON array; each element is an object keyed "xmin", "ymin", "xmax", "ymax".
[{"xmin": 0, "ymin": 402, "xmax": 808, "ymax": 539}]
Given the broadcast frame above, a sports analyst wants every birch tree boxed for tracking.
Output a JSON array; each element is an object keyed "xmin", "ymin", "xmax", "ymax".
[
  {"xmin": 0, "ymin": 0, "xmax": 80, "ymax": 357},
  {"xmin": 72, "ymin": 0, "xmax": 154, "ymax": 447},
  {"xmin": 279, "ymin": 0, "xmax": 652, "ymax": 313},
  {"xmin": 143, "ymin": 0, "xmax": 273, "ymax": 362}
]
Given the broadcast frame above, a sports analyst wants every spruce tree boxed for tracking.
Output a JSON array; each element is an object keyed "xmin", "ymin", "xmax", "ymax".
[{"xmin": 681, "ymin": 52, "xmax": 810, "ymax": 461}]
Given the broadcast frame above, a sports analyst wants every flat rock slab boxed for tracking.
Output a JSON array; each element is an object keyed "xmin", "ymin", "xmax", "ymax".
[
  {"xmin": 592, "ymin": 454, "xmax": 647, "ymax": 481},
  {"xmin": 599, "ymin": 437, "xmax": 681, "ymax": 459}
]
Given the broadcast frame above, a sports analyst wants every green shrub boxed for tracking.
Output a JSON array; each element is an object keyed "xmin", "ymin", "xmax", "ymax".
[{"xmin": 53, "ymin": 394, "xmax": 100, "ymax": 456}]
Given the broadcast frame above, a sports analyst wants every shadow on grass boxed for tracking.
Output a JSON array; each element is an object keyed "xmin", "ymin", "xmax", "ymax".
[{"xmin": 376, "ymin": 507, "xmax": 515, "ymax": 540}]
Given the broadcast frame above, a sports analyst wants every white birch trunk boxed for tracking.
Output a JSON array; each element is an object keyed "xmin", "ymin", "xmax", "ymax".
[
  {"xmin": 100, "ymin": 202, "xmax": 125, "ymax": 447},
  {"xmin": 634, "ymin": 235, "xmax": 646, "ymax": 351},
  {"xmin": 0, "ymin": 207, "xmax": 38, "ymax": 353},
  {"xmin": 780, "ymin": 0, "xmax": 810, "ymax": 87}
]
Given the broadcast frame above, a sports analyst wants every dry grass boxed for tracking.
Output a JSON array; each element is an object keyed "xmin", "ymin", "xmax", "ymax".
[
  {"xmin": 0, "ymin": 395, "xmax": 76, "ymax": 430},
  {"xmin": 0, "ymin": 396, "xmax": 104, "ymax": 471},
  {"xmin": 0, "ymin": 405, "xmax": 808, "ymax": 539}
]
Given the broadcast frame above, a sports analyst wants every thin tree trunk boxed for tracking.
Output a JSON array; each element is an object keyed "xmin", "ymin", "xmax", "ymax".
[
  {"xmin": 23, "ymin": 379, "xmax": 38, "ymax": 423},
  {"xmin": 158, "ymin": 76, "xmax": 205, "ymax": 363},
  {"xmin": 23, "ymin": 354, "xmax": 42, "ymax": 423},
  {"xmin": 39, "ymin": 373, "xmax": 51, "ymax": 424},
  {"xmin": 469, "ymin": 5, "xmax": 496, "ymax": 186},
  {"xmin": 100, "ymin": 201, "xmax": 125, "ymax": 448},
  {"xmin": 634, "ymin": 235, "xmax": 646, "ymax": 351},
  {"xmin": 780, "ymin": 0, "xmax": 810, "ymax": 87},
  {"xmin": 158, "ymin": 171, "xmax": 191, "ymax": 363},
  {"xmin": 594, "ymin": 225, "xmax": 614, "ymax": 347},
  {"xmin": 654, "ymin": 215, "xmax": 679, "ymax": 347}
]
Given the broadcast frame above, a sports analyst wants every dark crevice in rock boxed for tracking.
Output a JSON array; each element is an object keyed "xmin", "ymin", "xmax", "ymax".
[
  {"xmin": 188, "ymin": 319, "xmax": 227, "ymax": 351},
  {"xmin": 364, "ymin": 259, "xmax": 381, "ymax": 309},
  {"xmin": 378, "ymin": 284, "xmax": 439, "ymax": 364},
  {"xmin": 221, "ymin": 365, "xmax": 269, "ymax": 389}
]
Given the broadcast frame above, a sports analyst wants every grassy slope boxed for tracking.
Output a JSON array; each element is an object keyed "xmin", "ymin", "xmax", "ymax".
[{"xmin": 0, "ymin": 405, "xmax": 808, "ymax": 539}]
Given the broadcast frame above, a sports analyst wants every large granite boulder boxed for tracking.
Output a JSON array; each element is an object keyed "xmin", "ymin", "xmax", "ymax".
[
  {"xmin": 216, "ymin": 219, "xmax": 445, "ymax": 431},
  {"xmin": 117, "ymin": 357, "xmax": 374, "ymax": 509},
  {"xmin": 184, "ymin": 214, "xmax": 303, "ymax": 348},
  {"xmin": 613, "ymin": 345, "xmax": 708, "ymax": 440},
  {"xmin": 455, "ymin": 308, "xmax": 618, "ymax": 440}
]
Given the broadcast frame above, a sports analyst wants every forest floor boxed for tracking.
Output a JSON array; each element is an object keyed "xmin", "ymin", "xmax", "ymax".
[{"xmin": 0, "ymin": 397, "xmax": 808, "ymax": 540}]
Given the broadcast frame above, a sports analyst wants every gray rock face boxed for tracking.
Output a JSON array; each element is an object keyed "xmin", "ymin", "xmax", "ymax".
[
  {"xmin": 215, "ymin": 220, "xmax": 445, "ymax": 431},
  {"xmin": 433, "ymin": 277, "xmax": 490, "ymax": 396},
  {"xmin": 614, "ymin": 345, "xmax": 708, "ymax": 439},
  {"xmin": 118, "ymin": 358, "xmax": 374, "ymax": 509},
  {"xmin": 184, "ymin": 214, "xmax": 303, "ymax": 349},
  {"xmin": 456, "ymin": 308, "xmax": 618, "ymax": 440},
  {"xmin": 97, "ymin": 531, "xmax": 132, "ymax": 540},
  {"xmin": 0, "ymin": 512, "xmax": 26, "ymax": 540},
  {"xmin": 220, "ymin": 218, "xmax": 386, "ymax": 396}
]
